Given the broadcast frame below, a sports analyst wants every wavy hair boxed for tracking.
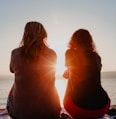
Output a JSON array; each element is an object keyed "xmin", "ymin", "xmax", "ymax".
[
  {"xmin": 69, "ymin": 29, "xmax": 96, "ymax": 53},
  {"xmin": 68, "ymin": 29, "xmax": 102, "ymax": 69},
  {"xmin": 19, "ymin": 21, "xmax": 47, "ymax": 61}
]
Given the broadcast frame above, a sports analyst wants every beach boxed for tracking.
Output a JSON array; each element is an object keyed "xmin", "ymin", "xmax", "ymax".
[
  {"xmin": 0, "ymin": 75, "xmax": 116, "ymax": 109},
  {"xmin": 0, "ymin": 76, "xmax": 116, "ymax": 119}
]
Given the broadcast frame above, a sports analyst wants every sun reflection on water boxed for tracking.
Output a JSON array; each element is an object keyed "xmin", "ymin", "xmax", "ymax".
[{"xmin": 55, "ymin": 79, "xmax": 67, "ymax": 107}]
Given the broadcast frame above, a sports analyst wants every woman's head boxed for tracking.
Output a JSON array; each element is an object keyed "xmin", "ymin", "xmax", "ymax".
[
  {"xmin": 20, "ymin": 21, "xmax": 47, "ymax": 60},
  {"xmin": 69, "ymin": 29, "xmax": 96, "ymax": 52}
]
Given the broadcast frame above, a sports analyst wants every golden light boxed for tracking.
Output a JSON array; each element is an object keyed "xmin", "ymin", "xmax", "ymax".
[
  {"xmin": 54, "ymin": 51, "xmax": 68, "ymax": 107},
  {"xmin": 48, "ymin": 32, "xmax": 67, "ymax": 106},
  {"xmin": 55, "ymin": 79, "xmax": 67, "ymax": 107}
]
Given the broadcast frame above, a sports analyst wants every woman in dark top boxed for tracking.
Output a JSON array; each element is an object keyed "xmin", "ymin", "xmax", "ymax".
[
  {"xmin": 7, "ymin": 21, "xmax": 61, "ymax": 119},
  {"xmin": 63, "ymin": 29, "xmax": 110, "ymax": 119}
]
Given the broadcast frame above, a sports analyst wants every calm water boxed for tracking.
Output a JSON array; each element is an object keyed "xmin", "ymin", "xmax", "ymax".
[{"xmin": 0, "ymin": 75, "xmax": 116, "ymax": 109}]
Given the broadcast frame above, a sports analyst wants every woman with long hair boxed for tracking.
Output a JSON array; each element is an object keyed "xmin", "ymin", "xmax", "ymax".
[
  {"xmin": 7, "ymin": 21, "xmax": 61, "ymax": 119},
  {"xmin": 63, "ymin": 29, "xmax": 110, "ymax": 119}
]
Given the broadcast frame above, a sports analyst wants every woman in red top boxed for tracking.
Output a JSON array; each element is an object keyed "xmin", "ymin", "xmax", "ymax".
[
  {"xmin": 7, "ymin": 21, "xmax": 61, "ymax": 119},
  {"xmin": 63, "ymin": 29, "xmax": 110, "ymax": 119}
]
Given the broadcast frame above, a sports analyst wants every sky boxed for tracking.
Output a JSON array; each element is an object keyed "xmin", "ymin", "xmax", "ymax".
[{"xmin": 0, "ymin": 0, "xmax": 116, "ymax": 76}]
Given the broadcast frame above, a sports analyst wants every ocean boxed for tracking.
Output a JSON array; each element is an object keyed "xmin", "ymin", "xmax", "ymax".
[{"xmin": 0, "ymin": 75, "xmax": 116, "ymax": 109}]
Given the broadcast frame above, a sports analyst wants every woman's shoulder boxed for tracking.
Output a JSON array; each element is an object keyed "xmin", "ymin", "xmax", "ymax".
[
  {"xmin": 65, "ymin": 49, "xmax": 76, "ymax": 57},
  {"xmin": 49, "ymin": 48, "xmax": 56, "ymax": 54},
  {"xmin": 11, "ymin": 47, "xmax": 22, "ymax": 58},
  {"xmin": 91, "ymin": 52, "xmax": 101, "ymax": 62},
  {"xmin": 87, "ymin": 51, "xmax": 101, "ymax": 60},
  {"xmin": 45, "ymin": 47, "xmax": 56, "ymax": 56},
  {"xmin": 43, "ymin": 47, "xmax": 57, "ymax": 62},
  {"xmin": 11, "ymin": 47, "xmax": 20, "ymax": 54}
]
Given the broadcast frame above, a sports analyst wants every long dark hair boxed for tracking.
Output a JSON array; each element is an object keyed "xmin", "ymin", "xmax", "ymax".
[
  {"xmin": 19, "ymin": 21, "xmax": 47, "ymax": 61},
  {"xmin": 69, "ymin": 29, "xmax": 96, "ymax": 52},
  {"xmin": 68, "ymin": 29, "xmax": 102, "ymax": 69}
]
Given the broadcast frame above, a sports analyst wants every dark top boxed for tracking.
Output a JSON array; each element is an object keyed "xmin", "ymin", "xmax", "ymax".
[
  {"xmin": 64, "ymin": 49, "xmax": 109, "ymax": 110},
  {"xmin": 10, "ymin": 46, "xmax": 61, "ymax": 119}
]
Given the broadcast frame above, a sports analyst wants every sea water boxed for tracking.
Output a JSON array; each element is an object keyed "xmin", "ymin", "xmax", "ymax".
[
  {"xmin": 0, "ymin": 75, "xmax": 116, "ymax": 109},
  {"xmin": 0, "ymin": 75, "xmax": 14, "ymax": 109}
]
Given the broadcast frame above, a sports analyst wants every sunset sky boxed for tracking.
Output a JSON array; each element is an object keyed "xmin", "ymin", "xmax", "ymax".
[{"xmin": 0, "ymin": 0, "xmax": 116, "ymax": 75}]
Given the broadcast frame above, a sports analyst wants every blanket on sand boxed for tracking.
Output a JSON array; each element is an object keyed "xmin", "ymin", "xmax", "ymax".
[{"xmin": 0, "ymin": 106, "xmax": 116, "ymax": 119}]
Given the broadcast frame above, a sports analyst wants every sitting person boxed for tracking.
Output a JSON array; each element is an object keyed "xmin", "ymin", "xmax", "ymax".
[
  {"xmin": 7, "ymin": 21, "xmax": 61, "ymax": 119},
  {"xmin": 63, "ymin": 29, "xmax": 110, "ymax": 119}
]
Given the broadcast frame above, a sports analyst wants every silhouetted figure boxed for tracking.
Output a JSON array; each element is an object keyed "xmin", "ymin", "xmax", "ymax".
[
  {"xmin": 63, "ymin": 29, "xmax": 110, "ymax": 119},
  {"xmin": 7, "ymin": 21, "xmax": 61, "ymax": 119}
]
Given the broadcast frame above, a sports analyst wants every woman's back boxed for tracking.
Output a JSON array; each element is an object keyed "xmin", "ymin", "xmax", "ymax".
[
  {"xmin": 63, "ymin": 29, "xmax": 110, "ymax": 118},
  {"xmin": 65, "ymin": 49, "xmax": 108, "ymax": 109},
  {"xmin": 11, "ymin": 47, "xmax": 61, "ymax": 119}
]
